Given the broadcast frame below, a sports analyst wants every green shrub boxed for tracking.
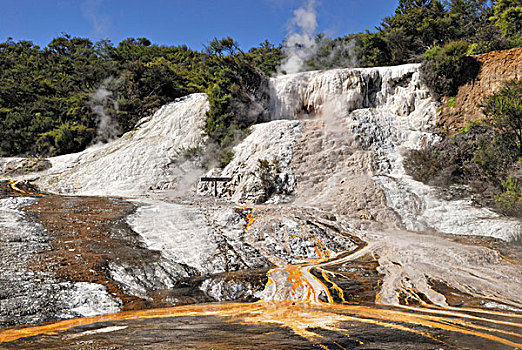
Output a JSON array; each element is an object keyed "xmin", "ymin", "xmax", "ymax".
[
  {"xmin": 405, "ymin": 116, "xmax": 522, "ymax": 217},
  {"xmin": 36, "ymin": 123, "xmax": 95, "ymax": 156},
  {"xmin": 456, "ymin": 121, "xmax": 484, "ymax": 135},
  {"xmin": 0, "ymin": 36, "xmax": 275, "ymax": 158},
  {"xmin": 496, "ymin": 176, "xmax": 522, "ymax": 216},
  {"xmin": 419, "ymin": 41, "xmax": 480, "ymax": 99},
  {"xmin": 447, "ymin": 97, "xmax": 456, "ymax": 108},
  {"xmin": 491, "ymin": 0, "xmax": 522, "ymax": 47},
  {"xmin": 404, "ymin": 149, "xmax": 442, "ymax": 183},
  {"xmin": 404, "ymin": 124, "xmax": 509, "ymax": 206},
  {"xmin": 360, "ymin": 33, "xmax": 392, "ymax": 67},
  {"xmin": 203, "ymin": 40, "xmax": 270, "ymax": 167},
  {"xmin": 482, "ymin": 79, "xmax": 522, "ymax": 155},
  {"xmin": 256, "ymin": 158, "xmax": 282, "ymax": 203},
  {"xmin": 405, "ymin": 124, "xmax": 498, "ymax": 185},
  {"xmin": 472, "ymin": 134, "xmax": 519, "ymax": 182}
]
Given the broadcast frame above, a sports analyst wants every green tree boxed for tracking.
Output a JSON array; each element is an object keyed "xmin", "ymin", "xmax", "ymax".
[
  {"xmin": 360, "ymin": 33, "xmax": 392, "ymax": 67},
  {"xmin": 483, "ymin": 79, "xmax": 522, "ymax": 155},
  {"xmin": 245, "ymin": 40, "xmax": 282, "ymax": 75},
  {"xmin": 36, "ymin": 123, "xmax": 95, "ymax": 156},
  {"xmin": 379, "ymin": 0, "xmax": 450, "ymax": 63},
  {"xmin": 202, "ymin": 43, "xmax": 270, "ymax": 166},
  {"xmin": 396, "ymin": 0, "xmax": 434, "ymax": 15},
  {"xmin": 491, "ymin": 0, "xmax": 522, "ymax": 45},
  {"xmin": 447, "ymin": 0, "xmax": 491, "ymax": 40},
  {"xmin": 205, "ymin": 37, "xmax": 240, "ymax": 57}
]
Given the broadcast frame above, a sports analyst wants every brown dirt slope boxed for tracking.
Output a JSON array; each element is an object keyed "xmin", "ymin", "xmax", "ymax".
[{"xmin": 438, "ymin": 47, "xmax": 522, "ymax": 134}]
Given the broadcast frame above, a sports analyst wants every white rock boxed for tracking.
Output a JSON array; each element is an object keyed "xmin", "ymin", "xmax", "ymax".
[
  {"xmin": 270, "ymin": 64, "xmax": 521, "ymax": 241},
  {"xmin": 59, "ymin": 282, "xmax": 121, "ymax": 318},
  {"xmin": 200, "ymin": 120, "xmax": 302, "ymax": 204},
  {"xmin": 33, "ymin": 94, "xmax": 208, "ymax": 197}
]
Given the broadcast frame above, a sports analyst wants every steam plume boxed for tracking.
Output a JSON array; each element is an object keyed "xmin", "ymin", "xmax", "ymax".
[
  {"xmin": 90, "ymin": 78, "xmax": 120, "ymax": 144},
  {"xmin": 280, "ymin": 0, "xmax": 319, "ymax": 74}
]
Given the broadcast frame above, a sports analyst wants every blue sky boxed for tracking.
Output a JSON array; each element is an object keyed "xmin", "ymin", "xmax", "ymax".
[{"xmin": 0, "ymin": 0, "xmax": 399, "ymax": 50}]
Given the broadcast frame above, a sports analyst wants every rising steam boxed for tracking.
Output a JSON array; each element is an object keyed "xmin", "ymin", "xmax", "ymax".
[
  {"xmin": 280, "ymin": 0, "xmax": 319, "ymax": 74},
  {"xmin": 279, "ymin": 0, "xmax": 359, "ymax": 74},
  {"xmin": 90, "ymin": 78, "xmax": 120, "ymax": 144}
]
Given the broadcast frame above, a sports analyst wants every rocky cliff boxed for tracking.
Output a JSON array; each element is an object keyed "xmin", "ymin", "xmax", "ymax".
[
  {"xmin": 439, "ymin": 47, "xmax": 522, "ymax": 133},
  {"xmin": 200, "ymin": 63, "xmax": 520, "ymax": 239},
  {"xmin": 3, "ymin": 61, "xmax": 520, "ymax": 240}
]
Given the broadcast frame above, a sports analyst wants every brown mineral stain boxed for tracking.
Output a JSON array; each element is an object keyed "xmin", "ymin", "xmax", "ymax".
[{"xmin": 23, "ymin": 194, "xmax": 158, "ymax": 310}]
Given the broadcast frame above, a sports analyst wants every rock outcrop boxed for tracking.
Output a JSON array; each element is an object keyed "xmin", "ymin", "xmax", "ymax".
[
  {"xmin": 0, "ymin": 196, "xmax": 121, "ymax": 327},
  {"xmin": 198, "ymin": 120, "xmax": 302, "ymax": 203},
  {"xmin": 3, "ymin": 62, "xmax": 519, "ymax": 240},
  {"xmin": 22, "ymin": 94, "xmax": 209, "ymax": 197},
  {"xmin": 257, "ymin": 63, "xmax": 521, "ymax": 239},
  {"xmin": 439, "ymin": 47, "xmax": 522, "ymax": 133}
]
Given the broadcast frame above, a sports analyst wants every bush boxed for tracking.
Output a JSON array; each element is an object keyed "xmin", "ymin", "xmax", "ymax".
[
  {"xmin": 360, "ymin": 33, "xmax": 392, "ymax": 67},
  {"xmin": 491, "ymin": 0, "xmax": 522, "ymax": 47},
  {"xmin": 447, "ymin": 96, "xmax": 456, "ymax": 108},
  {"xmin": 203, "ymin": 41, "xmax": 271, "ymax": 167},
  {"xmin": 256, "ymin": 158, "xmax": 283, "ymax": 203},
  {"xmin": 404, "ymin": 124, "xmax": 505, "ymax": 205},
  {"xmin": 36, "ymin": 123, "xmax": 95, "ymax": 156},
  {"xmin": 482, "ymin": 79, "xmax": 522, "ymax": 155},
  {"xmin": 404, "ymin": 120, "xmax": 522, "ymax": 217},
  {"xmin": 405, "ymin": 124, "xmax": 496, "ymax": 186},
  {"xmin": 496, "ymin": 176, "xmax": 522, "ymax": 216},
  {"xmin": 472, "ymin": 134, "xmax": 519, "ymax": 182},
  {"xmin": 0, "ymin": 36, "xmax": 276, "ymax": 159},
  {"xmin": 404, "ymin": 149, "xmax": 442, "ymax": 183},
  {"xmin": 419, "ymin": 41, "xmax": 480, "ymax": 99}
]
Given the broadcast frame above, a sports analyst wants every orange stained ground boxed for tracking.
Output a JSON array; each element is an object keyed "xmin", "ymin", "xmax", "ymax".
[
  {"xmin": 8, "ymin": 180, "xmax": 42, "ymax": 196},
  {"xmin": 2, "ymin": 190, "xmax": 521, "ymax": 348},
  {"xmin": 1, "ymin": 301, "xmax": 521, "ymax": 348},
  {"xmin": 243, "ymin": 207, "xmax": 256, "ymax": 231}
]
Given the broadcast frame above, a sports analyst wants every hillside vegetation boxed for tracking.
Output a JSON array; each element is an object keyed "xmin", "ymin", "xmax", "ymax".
[{"xmin": 0, "ymin": 37, "xmax": 280, "ymax": 163}]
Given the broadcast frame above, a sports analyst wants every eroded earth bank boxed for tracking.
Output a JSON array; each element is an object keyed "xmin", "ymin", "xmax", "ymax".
[{"xmin": 1, "ymin": 59, "xmax": 521, "ymax": 349}]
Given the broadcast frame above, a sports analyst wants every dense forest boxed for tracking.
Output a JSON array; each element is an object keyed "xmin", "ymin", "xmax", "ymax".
[
  {"xmin": 0, "ymin": 36, "xmax": 281, "ymax": 164},
  {"xmin": 0, "ymin": 0, "xmax": 521, "ymax": 212}
]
